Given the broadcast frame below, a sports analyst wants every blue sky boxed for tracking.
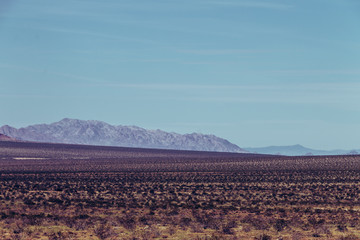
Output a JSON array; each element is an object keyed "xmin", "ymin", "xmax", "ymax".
[{"xmin": 1, "ymin": 0, "xmax": 360, "ymax": 150}]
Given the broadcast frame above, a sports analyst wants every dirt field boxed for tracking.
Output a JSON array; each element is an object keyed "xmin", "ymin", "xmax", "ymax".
[{"xmin": 1, "ymin": 141, "xmax": 360, "ymax": 239}]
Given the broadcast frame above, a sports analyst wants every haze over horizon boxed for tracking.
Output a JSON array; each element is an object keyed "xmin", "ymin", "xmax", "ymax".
[{"xmin": 1, "ymin": 0, "xmax": 360, "ymax": 150}]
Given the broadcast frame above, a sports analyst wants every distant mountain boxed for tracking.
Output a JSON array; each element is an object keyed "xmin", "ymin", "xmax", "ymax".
[
  {"xmin": 245, "ymin": 144, "xmax": 359, "ymax": 156},
  {"xmin": 0, "ymin": 118, "xmax": 247, "ymax": 153}
]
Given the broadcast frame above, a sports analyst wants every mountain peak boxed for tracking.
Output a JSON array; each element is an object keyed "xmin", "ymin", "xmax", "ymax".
[
  {"xmin": 0, "ymin": 119, "xmax": 247, "ymax": 153},
  {"xmin": 58, "ymin": 117, "xmax": 76, "ymax": 122},
  {"xmin": 293, "ymin": 144, "xmax": 303, "ymax": 147},
  {"xmin": 58, "ymin": 118, "xmax": 83, "ymax": 124}
]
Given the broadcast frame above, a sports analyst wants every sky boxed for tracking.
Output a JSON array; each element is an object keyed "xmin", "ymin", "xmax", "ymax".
[{"xmin": 1, "ymin": 0, "xmax": 360, "ymax": 150}]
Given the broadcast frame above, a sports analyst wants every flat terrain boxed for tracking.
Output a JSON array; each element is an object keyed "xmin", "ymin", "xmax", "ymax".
[{"xmin": 1, "ymin": 141, "xmax": 360, "ymax": 239}]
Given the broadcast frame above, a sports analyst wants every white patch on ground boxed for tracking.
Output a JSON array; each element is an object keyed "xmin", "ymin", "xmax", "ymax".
[{"xmin": 13, "ymin": 157, "xmax": 48, "ymax": 160}]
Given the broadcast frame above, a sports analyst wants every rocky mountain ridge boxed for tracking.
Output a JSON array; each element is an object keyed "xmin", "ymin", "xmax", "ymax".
[{"xmin": 0, "ymin": 118, "xmax": 246, "ymax": 153}]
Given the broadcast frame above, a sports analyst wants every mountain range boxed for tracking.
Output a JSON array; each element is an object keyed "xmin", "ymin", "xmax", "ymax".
[
  {"xmin": 0, "ymin": 118, "xmax": 246, "ymax": 153},
  {"xmin": 245, "ymin": 144, "xmax": 359, "ymax": 156},
  {"xmin": 1, "ymin": 119, "xmax": 358, "ymax": 155}
]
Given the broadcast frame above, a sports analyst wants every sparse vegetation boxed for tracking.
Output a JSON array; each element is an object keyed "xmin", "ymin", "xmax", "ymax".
[{"xmin": 1, "ymin": 141, "xmax": 360, "ymax": 239}]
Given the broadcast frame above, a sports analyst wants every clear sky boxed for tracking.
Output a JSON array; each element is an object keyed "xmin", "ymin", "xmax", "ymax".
[{"xmin": 1, "ymin": 0, "xmax": 360, "ymax": 150}]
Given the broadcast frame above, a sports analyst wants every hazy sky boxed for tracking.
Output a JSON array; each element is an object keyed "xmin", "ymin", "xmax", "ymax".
[{"xmin": 1, "ymin": 0, "xmax": 360, "ymax": 150}]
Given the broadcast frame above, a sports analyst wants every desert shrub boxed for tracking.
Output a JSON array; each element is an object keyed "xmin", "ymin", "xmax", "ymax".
[
  {"xmin": 192, "ymin": 211, "xmax": 222, "ymax": 230},
  {"xmin": 94, "ymin": 223, "xmax": 115, "ymax": 240},
  {"xmin": 337, "ymin": 224, "xmax": 348, "ymax": 232},
  {"xmin": 70, "ymin": 219, "xmax": 91, "ymax": 231},
  {"xmin": 242, "ymin": 224, "xmax": 252, "ymax": 232},
  {"xmin": 338, "ymin": 234, "xmax": 360, "ymax": 240},
  {"xmin": 308, "ymin": 216, "xmax": 325, "ymax": 227},
  {"xmin": 168, "ymin": 225, "xmax": 176, "ymax": 235},
  {"xmin": 222, "ymin": 226, "xmax": 234, "ymax": 235},
  {"xmin": 48, "ymin": 231, "xmax": 74, "ymax": 240},
  {"xmin": 180, "ymin": 217, "xmax": 192, "ymax": 227},
  {"xmin": 222, "ymin": 220, "xmax": 237, "ymax": 235},
  {"xmin": 274, "ymin": 218, "xmax": 287, "ymax": 232},
  {"xmin": 10, "ymin": 219, "xmax": 27, "ymax": 235},
  {"xmin": 62, "ymin": 216, "xmax": 77, "ymax": 228},
  {"xmin": 242, "ymin": 214, "xmax": 269, "ymax": 230},
  {"xmin": 24, "ymin": 213, "xmax": 45, "ymax": 225},
  {"xmin": 254, "ymin": 233, "xmax": 271, "ymax": 240},
  {"xmin": 144, "ymin": 225, "xmax": 161, "ymax": 238},
  {"xmin": 315, "ymin": 225, "xmax": 331, "ymax": 235},
  {"xmin": 291, "ymin": 231, "xmax": 303, "ymax": 240},
  {"xmin": 118, "ymin": 214, "xmax": 136, "ymax": 230},
  {"xmin": 139, "ymin": 216, "xmax": 149, "ymax": 225},
  {"xmin": 76, "ymin": 214, "xmax": 90, "ymax": 219},
  {"xmin": 190, "ymin": 222, "xmax": 204, "ymax": 233}
]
